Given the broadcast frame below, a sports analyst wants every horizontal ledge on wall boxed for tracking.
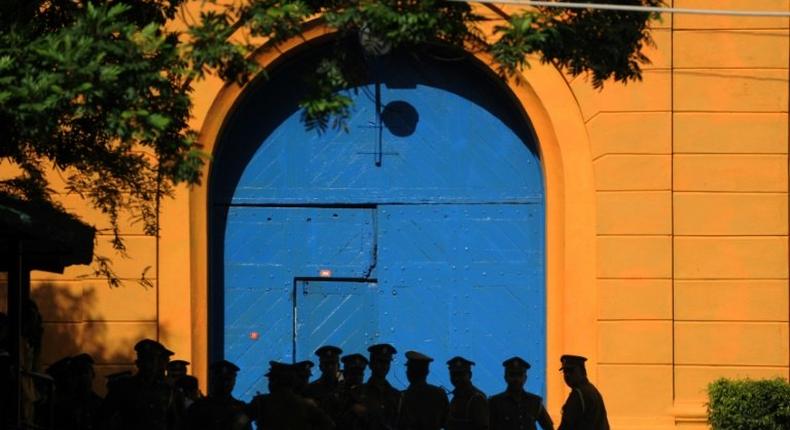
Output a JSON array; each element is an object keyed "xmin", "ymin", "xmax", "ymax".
[
  {"xmin": 674, "ymin": 319, "xmax": 790, "ymax": 323},
  {"xmin": 670, "ymin": 190, "xmax": 789, "ymax": 195},
  {"xmin": 596, "ymin": 190, "xmax": 672, "ymax": 193},
  {"xmin": 88, "ymin": 363, "xmax": 138, "ymax": 367},
  {"xmin": 673, "ymin": 363, "xmax": 790, "ymax": 368},
  {"xmin": 41, "ymin": 320, "xmax": 159, "ymax": 325},
  {"xmin": 672, "ymin": 234, "xmax": 789, "ymax": 237},
  {"xmin": 670, "ymin": 110, "xmax": 789, "ymax": 114},
  {"xmin": 673, "ymin": 66, "xmax": 790, "ymax": 71},
  {"xmin": 671, "ymin": 152, "xmax": 789, "ymax": 156},
  {"xmin": 597, "ymin": 362, "xmax": 674, "ymax": 366},
  {"xmin": 94, "ymin": 233, "xmax": 157, "ymax": 237},
  {"xmin": 674, "ymin": 67, "xmax": 790, "ymax": 71},
  {"xmin": 29, "ymin": 277, "xmax": 158, "ymax": 282},
  {"xmin": 673, "ymin": 277, "xmax": 789, "ymax": 281},
  {"xmin": 674, "ymin": 27, "xmax": 790, "ymax": 31},
  {"xmin": 585, "ymin": 110, "xmax": 672, "ymax": 123},
  {"xmin": 674, "ymin": 364, "xmax": 788, "ymax": 370},
  {"xmin": 592, "ymin": 153, "xmax": 672, "ymax": 161},
  {"xmin": 597, "ymin": 234, "xmax": 673, "ymax": 237},
  {"xmin": 674, "ymin": 320, "xmax": 790, "ymax": 325},
  {"xmin": 671, "ymin": 402, "xmax": 707, "ymax": 423}
]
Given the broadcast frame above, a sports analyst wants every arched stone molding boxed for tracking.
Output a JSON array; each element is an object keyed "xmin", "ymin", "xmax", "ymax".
[{"xmin": 185, "ymin": 21, "xmax": 596, "ymax": 415}]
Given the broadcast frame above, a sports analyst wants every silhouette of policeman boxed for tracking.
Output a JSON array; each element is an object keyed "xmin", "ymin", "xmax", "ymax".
[
  {"xmin": 175, "ymin": 375, "xmax": 202, "ymax": 409},
  {"xmin": 305, "ymin": 346, "xmax": 344, "ymax": 416},
  {"xmin": 295, "ymin": 360, "xmax": 316, "ymax": 396},
  {"xmin": 397, "ymin": 350, "xmax": 449, "ymax": 430},
  {"xmin": 101, "ymin": 339, "xmax": 183, "ymax": 430},
  {"xmin": 557, "ymin": 355, "xmax": 609, "ymax": 430},
  {"xmin": 50, "ymin": 353, "xmax": 103, "ymax": 430},
  {"xmin": 489, "ymin": 357, "xmax": 553, "ymax": 430},
  {"xmin": 68, "ymin": 353, "xmax": 103, "ymax": 430},
  {"xmin": 166, "ymin": 359, "xmax": 190, "ymax": 386},
  {"xmin": 350, "ymin": 344, "xmax": 402, "ymax": 430},
  {"xmin": 248, "ymin": 361, "xmax": 334, "ymax": 430},
  {"xmin": 186, "ymin": 360, "xmax": 250, "ymax": 430},
  {"xmin": 47, "ymin": 356, "xmax": 74, "ymax": 427},
  {"xmin": 341, "ymin": 353, "xmax": 368, "ymax": 388},
  {"xmin": 446, "ymin": 356, "xmax": 488, "ymax": 430},
  {"xmin": 335, "ymin": 353, "xmax": 369, "ymax": 430},
  {"xmin": 105, "ymin": 370, "xmax": 132, "ymax": 393}
]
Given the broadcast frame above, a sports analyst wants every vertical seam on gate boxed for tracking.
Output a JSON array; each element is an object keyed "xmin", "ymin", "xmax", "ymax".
[
  {"xmin": 293, "ymin": 278, "xmax": 298, "ymax": 362},
  {"xmin": 364, "ymin": 208, "xmax": 379, "ymax": 279}
]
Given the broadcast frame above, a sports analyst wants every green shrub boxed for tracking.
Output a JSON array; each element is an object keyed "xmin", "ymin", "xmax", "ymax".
[{"xmin": 707, "ymin": 378, "xmax": 790, "ymax": 430}]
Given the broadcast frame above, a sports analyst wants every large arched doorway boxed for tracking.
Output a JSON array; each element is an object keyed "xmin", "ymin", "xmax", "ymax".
[{"xmin": 210, "ymin": 42, "xmax": 546, "ymax": 400}]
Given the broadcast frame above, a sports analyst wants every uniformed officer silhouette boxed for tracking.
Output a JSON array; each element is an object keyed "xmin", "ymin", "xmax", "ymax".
[
  {"xmin": 397, "ymin": 351, "xmax": 449, "ymax": 430},
  {"xmin": 48, "ymin": 356, "xmax": 74, "ymax": 427},
  {"xmin": 335, "ymin": 353, "xmax": 369, "ymax": 429},
  {"xmin": 446, "ymin": 356, "xmax": 488, "ymax": 430},
  {"xmin": 350, "ymin": 344, "xmax": 402, "ymax": 430},
  {"xmin": 295, "ymin": 360, "xmax": 316, "ymax": 396},
  {"xmin": 305, "ymin": 346, "xmax": 344, "ymax": 416},
  {"xmin": 248, "ymin": 361, "xmax": 334, "ymax": 430},
  {"xmin": 341, "ymin": 354, "xmax": 368, "ymax": 388},
  {"xmin": 69, "ymin": 354, "xmax": 103, "ymax": 429},
  {"xmin": 489, "ymin": 357, "xmax": 553, "ymax": 430},
  {"xmin": 166, "ymin": 359, "xmax": 190, "ymax": 386},
  {"xmin": 50, "ymin": 353, "xmax": 103, "ymax": 430},
  {"xmin": 186, "ymin": 360, "xmax": 250, "ymax": 430},
  {"xmin": 104, "ymin": 370, "xmax": 132, "ymax": 393},
  {"xmin": 557, "ymin": 355, "xmax": 609, "ymax": 430},
  {"xmin": 101, "ymin": 339, "xmax": 183, "ymax": 430},
  {"xmin": 175, "ymin": 375, "xmax": 201, "ymax": 409}
]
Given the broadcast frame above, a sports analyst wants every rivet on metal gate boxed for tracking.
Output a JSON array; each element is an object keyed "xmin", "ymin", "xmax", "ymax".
[{"xmin": 392, "ymin": 290, "xmax": 397, "ymax": 296}]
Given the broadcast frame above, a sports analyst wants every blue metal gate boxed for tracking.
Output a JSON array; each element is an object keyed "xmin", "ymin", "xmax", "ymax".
[{"xmin": 212, "ymin": 49, "xmax": 545, "ymax": 399}]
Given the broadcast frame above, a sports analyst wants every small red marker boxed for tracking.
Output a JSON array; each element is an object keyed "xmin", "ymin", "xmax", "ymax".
[{"xmin": 249, "ymin": 331, "xmax": 260, "ymax": 341}]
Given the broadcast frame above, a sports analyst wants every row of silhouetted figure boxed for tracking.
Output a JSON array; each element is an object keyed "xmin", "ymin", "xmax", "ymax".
[{"xmin": 65, "ymin": 338, "xmax": 609, "ymax": 430}]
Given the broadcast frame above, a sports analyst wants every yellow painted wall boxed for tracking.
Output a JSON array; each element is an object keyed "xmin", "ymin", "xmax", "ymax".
[{"xmin": 3, "ymin": 1, "xmax": 787, "ymax": 428}]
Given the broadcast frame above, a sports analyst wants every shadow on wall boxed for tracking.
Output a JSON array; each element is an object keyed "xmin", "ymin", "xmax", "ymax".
[{"xmin": 30, "ymin": 281, "xmax": 167, "ymax": 396}]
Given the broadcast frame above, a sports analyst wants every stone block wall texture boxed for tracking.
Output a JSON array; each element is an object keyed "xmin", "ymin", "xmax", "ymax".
[
  {"xmin": 1, "ymin": 0, "xmax": 787, "ymax": 427},
  {"xmin": 588, "ymin": 1, "xmax": 789, "ymax": 429}
]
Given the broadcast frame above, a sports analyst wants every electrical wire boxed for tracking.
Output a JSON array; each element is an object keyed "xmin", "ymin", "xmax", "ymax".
[{"xmin": 447, "ymin": 0, "xmax": 790, "ymax": 18}]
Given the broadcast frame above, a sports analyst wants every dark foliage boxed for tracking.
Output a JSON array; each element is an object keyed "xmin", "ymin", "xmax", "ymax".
[
  {"xmin": 707, "ymin": 378, "xmax": 790, "ymax": 430},
  {"xmin": 1, "ymin": 0, "xmax": 661, "ymax": 284}
]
